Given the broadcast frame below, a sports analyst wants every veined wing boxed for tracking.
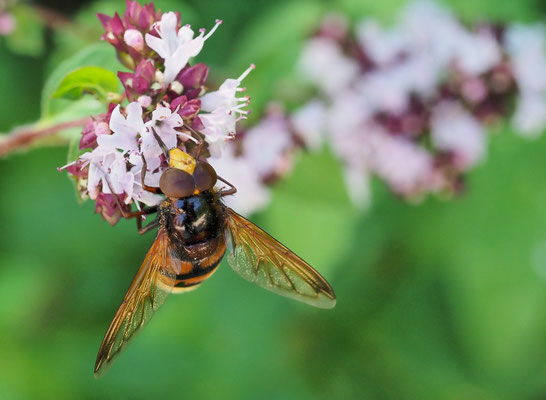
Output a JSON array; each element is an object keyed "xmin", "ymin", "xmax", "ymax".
[
  {"xmin": 94, "ymin": 229, "xmax": 178, "ymax": 377},
  {"xmin": 224, "ymin": 207, "xmax": 336, "ymax": 309}
]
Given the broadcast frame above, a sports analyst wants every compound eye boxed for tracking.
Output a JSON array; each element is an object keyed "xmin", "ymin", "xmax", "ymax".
[
  {"xmin": 159, "ymin": 168, "xmax": 196, "ymax": 198},
  {"xmin": 193, "ymin": 161, "xmax": 217, "ymax": 192}
]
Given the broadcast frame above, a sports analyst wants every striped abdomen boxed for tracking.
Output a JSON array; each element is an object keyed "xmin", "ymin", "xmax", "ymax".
[
  {"xmin": 161, "ymin": 191, "xmax": 227, "ymax": 293},
  {"xmin": 171, "ymin": 232, "xmax": 226, "ymax": 293}
]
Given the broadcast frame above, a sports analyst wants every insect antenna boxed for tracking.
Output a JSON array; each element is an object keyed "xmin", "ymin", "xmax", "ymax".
[
  {"xmin": 151, "ymin": 128, "xmax": 170, "ymax": 163},
  {"xmin": 182, "ymin": 124, "xmax": 207, "ymax": 160}
]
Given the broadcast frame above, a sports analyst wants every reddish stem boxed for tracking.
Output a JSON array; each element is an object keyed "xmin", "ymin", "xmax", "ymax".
[{"xmin": 0, "ymin": 117, "xmax": 90, "ymax": 157}]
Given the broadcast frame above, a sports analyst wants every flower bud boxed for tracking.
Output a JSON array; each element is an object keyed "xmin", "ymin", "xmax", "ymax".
[
  {"xmin": 137, "ymin": 95, "xmax": 152, "ymax": 108},
  {"xmin": 124, "ymin": 29, "xmax": 144, "ymax": 51}
]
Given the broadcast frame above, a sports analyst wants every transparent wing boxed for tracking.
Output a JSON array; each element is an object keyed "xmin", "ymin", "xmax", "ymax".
[
  {"xmin": 224, "ymin": 207, "xmax": 336, "ymax": 309},
  {"xmin": 94, "ymin": 229, "xmax": 178, "ymax": 377}
]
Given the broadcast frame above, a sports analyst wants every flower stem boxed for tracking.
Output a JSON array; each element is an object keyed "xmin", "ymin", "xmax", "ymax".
[{"xmin": 0, "ymin": 117, "xmax": 90, "ymax": 157}]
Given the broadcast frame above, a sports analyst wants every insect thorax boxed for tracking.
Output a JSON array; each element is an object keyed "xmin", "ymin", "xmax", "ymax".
[{"xmin": 161, "ymin": 191, "xmax": 224, "ymax": 253}]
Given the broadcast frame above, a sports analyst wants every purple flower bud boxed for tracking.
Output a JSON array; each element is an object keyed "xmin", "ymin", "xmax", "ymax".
[
  {"xmin": 135, "ymin": 62, "xmax": 156, "ymax": 93},
  {"xmin": 171, "ymin": 96, "xmax": 202, "ymax": 120},
  {"xmin": 79, "ymin": 120, "xmax": 112, "ymax": 150},
  {"xmin": 181, "ymin": 99, "xmax": 201, "ymax": 119},
  {"xmin": 118, "ymin": 60, "xmax": 158, "ymax": 100},
  {"xmin": 118, "ymin": 71, "xmax": 136, "ymax": 99},
  {"xmin": 136, "ymin": 59, "xmax": 156, "ymax": 82},
  {"xmin": 79, "ymin": 121, "xmax": 99, "ymax": 149},
  {"xmin": 79, "ymin": 104, "xmax": 116, "ymax": 149},
  {"xmin": 125, "ymin": 1, "xmax": 147, "ymax": 29},
  {"xmin": 192, "ymin": 115, "xmax": 205, "ymax": 131},
  {"xmin": 97, "ymin": 13, "xmax": 112, "ymax": 31},
  {"xmin": 64, "ymin": 160, "xmax": 89, "ymax": 178},
  {"xmin": 95, "ymin": 193, "xmax": 127, "ymax": 226},
  {"xmin": 123, "ymin": 1, "xmax": 161, "ymax": 32},
  {"xmin": 170, "ymin": 95, "xmax": 188, "ymax": 110},
  {"xmin": 182, "ymin": 88, "xmax": 200, "ymax": 100},
  {"xmin": 97, "ymin": 12, "xmax": 126, "ymax": 51},
  {"xmin": 79, "ymin": 121, "xmax": 97, "ymax": 150},
  {"xmin": 177, "ymin": 63, "xmax": 209, "ymax": 91},
  {"xmin": 110, "ymin": 13, "xmax": 125, "ymax": 37},
  {"xmin": 97, "ymin": 3, "xmax": 163, "ymax": 71},
  {"xmin": 133, "ymin": 75, "xmax": 151, "ymax": 94}
]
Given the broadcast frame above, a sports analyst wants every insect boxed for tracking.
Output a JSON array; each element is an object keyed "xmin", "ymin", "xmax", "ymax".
[{"xmin": 93, "ymin": 132, "xmax": 336, "ymax": 376}]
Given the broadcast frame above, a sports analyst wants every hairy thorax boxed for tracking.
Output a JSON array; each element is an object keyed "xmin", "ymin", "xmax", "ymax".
[{"xmin": 160, "ymin": 191, "xmax": 225, "ymax": 261}]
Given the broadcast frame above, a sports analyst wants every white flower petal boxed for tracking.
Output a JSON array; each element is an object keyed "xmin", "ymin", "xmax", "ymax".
[
  {"xmin": 342, "ymin": 165, "xmax": 371, "ymax": 209},
  {"xmin": 145, "ymin": 34, "xmax": 168, "ymax": 58},
  {"xmin": 512, "ymin": 94, "xmax": 546, "ymax": 137},
  {"xmin": 242, "ymin": 116, "xmax": 293, "ymax": 178},
  {"xmin": 298, "ymin": 37, "xmax": 360, "ymax": 95},
  {"xmin": 431, "ymin": 101, "xmax": 486, "ymax": 167},
  {"xmin": 198, "ymin": 65, "xmax": 254, "ymax": 156},
  {"xmin": 208, "ymin": 145, "xmax": 270, "ymax": 216},
  {"xmin": 290, "ymin": 100, "xmax": 327, "ymax": 150},
  {"xmin": 145, "ymin": 13, "xmax": 221, "ymax": 84},
  {"xmin": 99, "ymin": 103, "xmax": 145, "ymax": 153},
  {"xmin": 143, "ymin": 105, "xmax": 182, "ymax": 158}
]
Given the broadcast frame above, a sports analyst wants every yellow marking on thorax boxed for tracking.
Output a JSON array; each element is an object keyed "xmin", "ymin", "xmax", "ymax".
[{"xmin": 169, "ymin": 148, "xmax": 196, "ymax": 174}]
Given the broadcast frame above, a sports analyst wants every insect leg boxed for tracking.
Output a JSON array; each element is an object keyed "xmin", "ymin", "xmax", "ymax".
[
  {"xmin": 218, "ymin": 176, "xmax": 237, "ymax": 196},
  {"xmin": 151, "ymin": 127, "xmax": 170, "ymax": 161},
  {"xmin": 183, "ymin": 124, "xmax": 206, "ymax": 159},
  {"xmin": 126, "ymin": 205, "xmax": 159, "ymax": 219},
  {"xmin": 137, "ymin": 215, "xmax": 160, "ymax": 235},
  {"xmin": 140, "ymin": 155, "xmax": 163, "ymax": 194},
  {"xmin": 117, "ymin": 201, "xmax": 159, "ymax": 232},
  {"xmin": 133, "ymin": 205, "xmax": 159, "ymax": 233},
  {"xmin": 100, "ymin": 167, "xmax": 159, "ymax": 223}
]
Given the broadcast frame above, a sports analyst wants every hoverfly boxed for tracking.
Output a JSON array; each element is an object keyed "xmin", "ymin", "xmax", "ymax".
[{"xmin": 93, "ymin": 131, "xmax": 336, "ymax": 376}]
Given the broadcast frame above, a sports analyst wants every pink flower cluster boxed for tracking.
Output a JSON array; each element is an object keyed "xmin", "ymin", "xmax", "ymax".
[
  {"xmin": 228, "ymin": 1, "xmax": 545, "ymax": 209},
  {"xmin": 62, "ymin": 1, "xmax": 253, "ymax": 224},
  {"xmin": 197, "ymin": 1, "xmax": 546, "ymax": 215},
  {"xmin": 289, "ymin": 1, "xmax": 546, "ymax": 206}
]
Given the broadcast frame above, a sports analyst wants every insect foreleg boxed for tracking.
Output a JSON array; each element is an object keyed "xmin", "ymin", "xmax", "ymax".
[{"xmin": 218, "ymin": 176, "xmax": 237, "ymax": 197}]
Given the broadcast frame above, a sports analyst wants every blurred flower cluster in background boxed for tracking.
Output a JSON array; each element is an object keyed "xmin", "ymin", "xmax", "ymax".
[
  {"xmin": 217, "ymin": 1, "xmax": 546, "ymax": 213},
  {"xmin": 1, "ymin": 0, "xmax": 546, "ymax": 399}
]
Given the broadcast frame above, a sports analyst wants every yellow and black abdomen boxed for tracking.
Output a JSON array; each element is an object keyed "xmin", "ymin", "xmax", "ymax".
[
  {"xmin": 172, "ymin": 233, "xmax": 226, "ymax": 293},
  {"xmin": 161, "ymin": 191, "xmax": 227, "ymax": 293}
]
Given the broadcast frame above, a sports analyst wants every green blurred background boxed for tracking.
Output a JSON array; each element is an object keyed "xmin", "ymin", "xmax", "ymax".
[{"xmin": 1, "ymin": 0, "xmax": 546, "ymax": 399}]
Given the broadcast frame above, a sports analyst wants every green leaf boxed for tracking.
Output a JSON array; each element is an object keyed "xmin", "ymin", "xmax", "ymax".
[
  {"xmin": 52, "ymin": 66, "xmax": 118, "ymax": 101},
  {"xmin": 40, "ymin": 43, "xmax": 119, "ymax": 135},
  {"xmin": 20, "ymin": 43, "xmax": 120, "ymax": 145}
]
